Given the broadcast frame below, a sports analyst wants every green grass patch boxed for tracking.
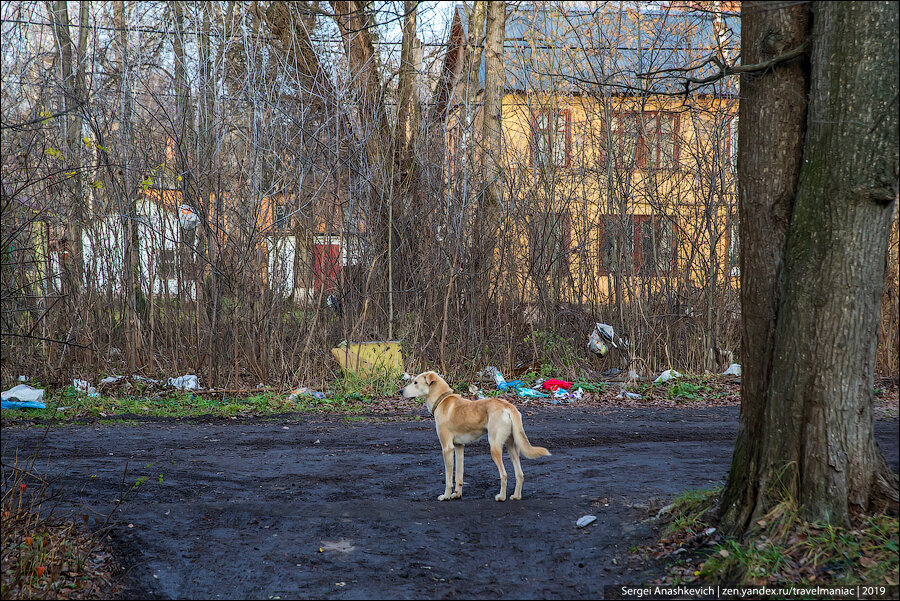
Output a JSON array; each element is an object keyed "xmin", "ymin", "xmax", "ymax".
[
  {"xmin": 662, "ymin": 486, "xmax": 722, "ymax": 537},
  {"xmin": 329, "ymin": 368, "xmax": 401, "ymax": 401},
  {"xmin": 667, "ymin": 380, "xmax": 710, "ymax": 402},
  {"xmin": 659, "ymin": 490, "xmax": 900, "ymax": 589},
  {"xmin": 1, "ymin": 385, "xmax": 373, "ymax": 423},
  {"xmin": 572, "ymin": 379, "xmax": 606, "ymax": 394},
  {"xmin": 700, "ymin": 510, "xmax": 898, "ymax": 587}
]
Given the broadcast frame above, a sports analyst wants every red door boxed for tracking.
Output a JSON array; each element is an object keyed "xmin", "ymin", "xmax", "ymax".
[{"xmin": 313, "ymin": 243, "xmax": 341, "ymax": 293}]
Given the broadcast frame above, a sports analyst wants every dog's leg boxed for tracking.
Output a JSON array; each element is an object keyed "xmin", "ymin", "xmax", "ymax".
[
  {"xmin": 438, "ymin": 443, "xmax": 455, "ymax": 501},
  {"xmin": 451, "ymin": 444, "xmax": 464, "ymax": 499},
  {"xmin": 489, "ymin": 441, "xmax": 508, "ymax": 501},
  {"xmin": 506, "ymin": 440, "xmax": 524, "ymax": 500}
]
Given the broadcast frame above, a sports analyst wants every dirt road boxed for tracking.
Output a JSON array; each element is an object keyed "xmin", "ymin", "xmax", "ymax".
[{"xmin": 2, "ymin": 407, "xmax": 897, "ymax": 599}]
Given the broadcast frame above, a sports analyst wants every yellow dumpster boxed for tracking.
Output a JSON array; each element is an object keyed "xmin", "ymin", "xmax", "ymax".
[{"xmin": 331, "ymin": 341, "xmax": 403, "ymax": 377}]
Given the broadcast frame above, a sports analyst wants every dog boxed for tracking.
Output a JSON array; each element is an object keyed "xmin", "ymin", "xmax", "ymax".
[{"xmin": 399, "ymin": 371, "xmax": 550, "ymax": 501}]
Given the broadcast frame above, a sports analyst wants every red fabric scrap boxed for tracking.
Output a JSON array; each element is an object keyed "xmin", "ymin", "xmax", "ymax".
[{"xmin": 542, "ymin": 379, "xmax": 572, "ymax": 391}]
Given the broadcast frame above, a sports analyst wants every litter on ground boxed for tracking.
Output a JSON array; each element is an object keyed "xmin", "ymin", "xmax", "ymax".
[
  {"xmin": 1, "ymin": 384, "xmax": 46, "ymax": 410},
  {"xmin": 576, "ymin": 515, "xmax": 597, "ymax": 528},
  {"xmin": 653, "ymin": 369, "xmax": 682, "ymax": 384},
  {"xmin": 722, "ymin": 363, "xmax": 741, "ymax": 376},
  {"xmin": 542, "ymin": 379, "xmax": 572, "ymax": 392},
  {"xmin": 289, "ymin": 387, "xmax": 326, "ymax": 401},
  {"xmin": 168, "ymin": 374, "xmax": 201, "ymax": 390}
]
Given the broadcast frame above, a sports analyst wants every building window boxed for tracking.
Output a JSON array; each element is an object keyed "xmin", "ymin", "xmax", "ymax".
[
  {"xmin": 612, "ymin": 112, "xmax": 680, "ymax": 170},
  {"xmin": 274, "ymin": 201, "xmax": 293, "ymax": 230},
  {"xmin": 598, "ymin": 214, "xmax": 676, "ymax": 276},
  {"xmin": 527, "ymin": 209, "xmax": 572, "ymax": 277},
  {"xmin": 531, "ymin": 108, "xmax": 571, "ymax": 169}
]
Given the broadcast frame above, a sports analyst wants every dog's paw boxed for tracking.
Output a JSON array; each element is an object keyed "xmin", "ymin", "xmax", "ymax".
[
  {"xmin": 494, "ymin": 494, "xmax": 507, "ymax": 502},
  {"xmin": 438, "ymin": 493, "xmax": 451, "ymax": 501},
  {"xmin": 510, "ymin": 494, "xmax": 521, "ymax": 500},
  {"xmin": 450, "ymin": 491, "xmax": 462, "ymax": 499}
]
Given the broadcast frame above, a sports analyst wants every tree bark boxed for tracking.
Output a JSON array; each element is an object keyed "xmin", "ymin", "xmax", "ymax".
[
  {"xmin": 114, "ymin": 1, "xmax": 144, "ymax": 372},
  {"xmin": 47, "ymin": 0, "xmax": 89, "ymax": 376},
  {"xmin": 481, "ymin": 0, "xmax": 505, "ymax": 208},
  {"xmin": 461, "ymin": 1, "xmax": 486, "ymax": 175},
  {"xmin": 47, "ymin": 1, "xmax": 87, "ymax": 285},
  {"xmin": 720, "ymin": 1, "xmax": 899, "ymax": 532},
  {"xmin": 330, "ymin": 0, "xmax": 389, "ymax": 173},
  {"xmin": 718, "ymin": 0, "xmax": 810, "ymax": 532},
  {"xmin": 396, "ymin": 0, "xmax": 420, "ymax": 170}
]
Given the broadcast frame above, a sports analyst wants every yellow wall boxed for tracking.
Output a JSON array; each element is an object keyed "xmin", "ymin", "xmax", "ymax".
[{"xmin": 454, "ymin": 92, "xmax": 739, "ymax": 303}]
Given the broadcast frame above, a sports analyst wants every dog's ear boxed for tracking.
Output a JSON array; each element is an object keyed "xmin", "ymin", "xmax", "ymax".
[{"xmin": 425, "ymin": 372, "xmax": 437, "ymax": 386}]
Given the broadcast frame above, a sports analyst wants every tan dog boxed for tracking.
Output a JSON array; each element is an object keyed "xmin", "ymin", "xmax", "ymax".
[{"xmin": 400, "ymin": 371, "xmax": 550, "ymax": 501}]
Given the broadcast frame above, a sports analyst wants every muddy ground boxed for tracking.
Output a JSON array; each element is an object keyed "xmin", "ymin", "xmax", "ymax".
[{"xmin": 2, "ymin": 407, "xmax": 898, "ymax": 600}]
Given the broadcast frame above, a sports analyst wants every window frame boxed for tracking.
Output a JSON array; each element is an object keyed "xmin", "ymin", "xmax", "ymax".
[
  {"xmin": 530, "ymin": 108, "xmax": 572, "ymax": 170},
  {"xmin": 598, "ymin": 213, "xmax": 678, "ymax": 276},
  {"xmin": 613, "ymin": 111, "xmax": 680, "ymax": 171}
]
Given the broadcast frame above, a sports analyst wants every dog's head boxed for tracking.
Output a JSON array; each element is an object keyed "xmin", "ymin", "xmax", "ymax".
[{"xmin": 399, "ymin": 371, "xmax": 440, "ymax": 398}]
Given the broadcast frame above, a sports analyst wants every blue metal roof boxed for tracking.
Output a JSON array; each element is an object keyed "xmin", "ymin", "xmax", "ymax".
[{"xmin": 455, "ymin": 3, "xmax": 740, "ymax": 96}]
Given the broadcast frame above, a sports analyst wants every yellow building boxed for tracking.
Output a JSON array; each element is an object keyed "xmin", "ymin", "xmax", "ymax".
[{"xmin": 436, "ymin": 2, "xmax": 740, "ymax": 306}]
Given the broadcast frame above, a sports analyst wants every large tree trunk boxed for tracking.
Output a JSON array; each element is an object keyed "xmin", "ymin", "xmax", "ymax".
[
  {"xmin": 330, "ymin": 0, "xmax": 389, "ymax": 172},
  {"xmin": 47, "ymin": 1, "xmax": 85, "ymax": 285},
  {"xmin": 718, "ymin": 0, "xmax": 811, "ymax": 532},
  {"xmin": 171, "ymin": 0, "xmax": 197, "ymax": 372},
  {"xmin": 720, "ymin": 1, "xmax": 899, "ymax": 532}
]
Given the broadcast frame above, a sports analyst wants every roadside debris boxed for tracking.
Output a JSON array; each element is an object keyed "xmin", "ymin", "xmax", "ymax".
[
  {"xmin": 1, "ymin": 384, "xmax": 46, "ymax": 410},
  {"xmin": 288, "ymin": 387, "xmax": 326, "ymax": 401},
  {"xmin": 517, "ymin": 388, "xmax": 548, "ymax": 399},
  {"xmin": 721, "ymin": 363, "xmax": 741, "ymax": 376},
  {"xmin": 168, "ymin": 374, "xmax": 200, "ymax": 390},
  {"xmin": 73, "ymin": 379, "xmax": 100, "ymax": 397},
  {"xmin": 576, "ymin": 515, "xmax": 597, "ymax": 528},
  {"xmin": 653, "ymin": 369, "xmax": 682, "ymax": 384},
  {"xmin": 616, "ymin": 390, "xmax": 643, "ymax": 400},
  {"xmin": 178, "ymin": 204, "xmax": 200, "ymax": 230},
  {"xmin": 486, "ymin": 367, "xmax": 523, "ymax": 391},
  {"xmin": 541, "ymin": 379, "xmax": 572, "ymax": 392},
  {"xmin": 588, "ymin": 323, "xmax": 620, "ymax": 356},
  {"xmin": 98, "ymin": 375, "xmax": 162, "ymax": 391},
  {"xmin": 547, "ymin": 387, "xmax": 583, "ymax": 404},
  {"xmin": 331, "ymin": 340, "xmax": 403, "ymax": 377}
]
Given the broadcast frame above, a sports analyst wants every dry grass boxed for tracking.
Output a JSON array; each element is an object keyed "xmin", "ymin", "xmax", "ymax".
[
  {"xmin": 1, "ymin": 446, "xmax": 121, "ymax": 599},
  {"xmin": 651, "ymin": 490, "xmax": 900, "ymax": 590}
]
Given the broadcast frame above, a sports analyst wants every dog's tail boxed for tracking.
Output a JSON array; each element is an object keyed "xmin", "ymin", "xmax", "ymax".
[{"xmin": 509, "ymin": 408, "xmax": 550, "ymax": 459}]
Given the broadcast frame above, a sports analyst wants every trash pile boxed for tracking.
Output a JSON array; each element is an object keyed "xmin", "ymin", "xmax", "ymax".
[
  {"xmin": 168, "ymin": 374, "xmax": 200, "ymax": 390},
  {"xmin": 1, "ymin": 374, "xmax": 205, "ymax": 412},
  {"xmin": 588, "ymin": 322, "xmax": 621, "ymax": 357},
  {"xmin": 1, "ymin": 384, "xmax": 46, "ymax": 410},
  {"xmin": 288, "ymin": 387, "xmax": 327, "ymax": 402},
  {"xmin": 483, "ymin": 366, "xmax": 584, "ymax": 405},
  {"xmin": 95, "ymin": 374, "xmax": 201, "ymax": 392}
]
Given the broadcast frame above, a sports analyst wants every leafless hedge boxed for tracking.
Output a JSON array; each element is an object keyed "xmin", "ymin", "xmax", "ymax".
[{"xmin": 2, "ymin": 2, "xmax": 896, "ymax": 389}]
